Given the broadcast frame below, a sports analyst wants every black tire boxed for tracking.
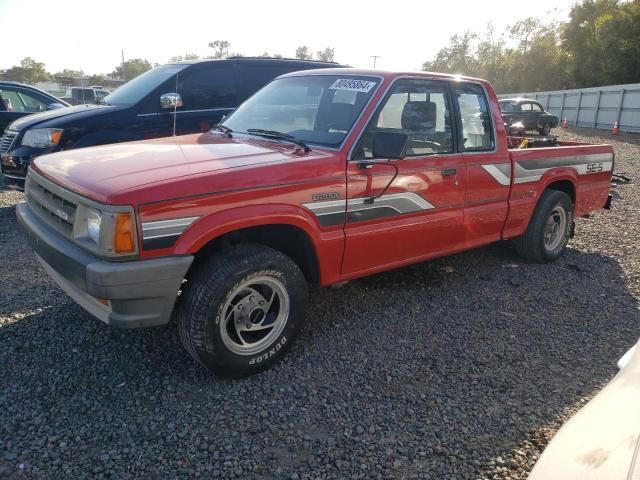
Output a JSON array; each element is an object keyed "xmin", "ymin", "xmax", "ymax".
[
  {"xmin": 514, "ymin": 190, "xmax": 573, "ymax": 263},
  {"xmin": 538, "ymin": 123, "xmax": 551, "ymax": 136},
  {"xmin": 175, "ymin": 244, "xmax": 308, "ymax": 377}
]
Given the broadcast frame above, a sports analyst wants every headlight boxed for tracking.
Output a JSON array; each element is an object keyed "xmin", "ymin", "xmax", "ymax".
[
  {"xmin": 74, "ymin": 205, "xmax": 137, "ymax": 257},
  {"xmin": 86, "ymin": 208, "xmax": 102, "ymax": 243},
  {"xmin": 21, "ymin": 128, "xmax": 63, "ymax": 148}
]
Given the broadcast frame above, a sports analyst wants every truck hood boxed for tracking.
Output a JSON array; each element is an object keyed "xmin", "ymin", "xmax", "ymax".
[
  {"xmin": 8, "ymin": 104, "xmax": 121, "ymax": 132},
  {"xmin": 32, "ymin": 132, "xmax": 320, "ymax": 204}
]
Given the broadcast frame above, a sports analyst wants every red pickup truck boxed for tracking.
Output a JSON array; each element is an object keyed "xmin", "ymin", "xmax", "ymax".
[{"xmin": 16, "ymin": 69, "xmax": 614, "ymax": 376}]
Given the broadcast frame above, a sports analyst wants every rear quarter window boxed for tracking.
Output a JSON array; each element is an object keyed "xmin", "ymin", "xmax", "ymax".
[{"xmin": 454, "ymin": 83, "xmax": 495, "ymax": 152}]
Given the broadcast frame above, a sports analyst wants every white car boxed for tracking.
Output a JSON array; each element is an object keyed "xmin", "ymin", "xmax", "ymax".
[{"xmin": 529, "ymin": 341, "xmax": 640, "ymax": 479}]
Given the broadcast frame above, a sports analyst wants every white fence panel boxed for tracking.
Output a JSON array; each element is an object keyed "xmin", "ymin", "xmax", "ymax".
[{"xmin": 499, "ymin": 83, "xmax": 640, "ymax": 133}]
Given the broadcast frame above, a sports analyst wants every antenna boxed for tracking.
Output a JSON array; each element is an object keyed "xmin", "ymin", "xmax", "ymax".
[
  {"xmin": 370, "ymin": 55, "xmax": 381, "ymax": 68},
  {"xmin": 172, "ymin": 71, "xmax": 179, "ymax": 137},
  {"xmin": 121, "ymin": 49, "xmax": 126, "ymax": 82}
]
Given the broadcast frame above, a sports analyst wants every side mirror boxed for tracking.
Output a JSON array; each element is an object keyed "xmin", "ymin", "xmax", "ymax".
[
  {"xmin": 372, "ymin": 131, "xmax": 407, "ymax": 159},
  {"xmin": 48, "ymin": 102, "xmax": 66, "ymax": 110},
  {"xmin": 160, "ymin": 92, "xmax": 183, "ymax": 110}
]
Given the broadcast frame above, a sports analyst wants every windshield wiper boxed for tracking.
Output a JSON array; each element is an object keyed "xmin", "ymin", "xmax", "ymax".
[
  {"xmin": 212, "ymin": 124, "xmax": 233, "ymax": 138},
  {"xmin": 246, "ymin": 129, "xmax": 310, "ymax": 152}
]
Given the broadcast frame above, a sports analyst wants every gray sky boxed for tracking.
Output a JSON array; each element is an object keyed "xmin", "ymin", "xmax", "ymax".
[{"xmin": 1, "ymin": 0, "xmax": 573, "ymax": 74}]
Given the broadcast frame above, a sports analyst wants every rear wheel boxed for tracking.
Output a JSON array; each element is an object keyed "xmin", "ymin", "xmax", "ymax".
[
  {"xmin": 538, "ymin": 123, "xmax": 551, "ymax": 136},
  {"xmin": 514, "ymin": 190, "xmax": 572, "ymax": 263},
  {"xmin": 176, "ymin": 244, "xmax": 308, "ymax": 377}
]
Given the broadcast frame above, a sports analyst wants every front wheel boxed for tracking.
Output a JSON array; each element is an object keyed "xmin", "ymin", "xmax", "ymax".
[
  {"xmin": 514, "ymin": 190, "xmax": 572, "ymax": 263},
  {"xmin": 176, "ymin": 244, "xmax": 308, "ymax": 377}
]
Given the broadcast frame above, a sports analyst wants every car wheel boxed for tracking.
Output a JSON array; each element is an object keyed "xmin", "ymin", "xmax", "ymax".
[
  {"xmin": 514, "ymin": 190, "xmax": 572, "ymax": 263},
  {"xmin": 176, "ymin": 244, "xmax": 308, "ymax": 377},
  {"xmin": 539, "ymin": 123, "xmax": 551, "ymax": 136}
]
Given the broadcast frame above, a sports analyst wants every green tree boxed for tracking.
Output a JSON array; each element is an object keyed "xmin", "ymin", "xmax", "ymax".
[
  {"xmin": 422, "ymin": 31, "xmax": 479, "ymax": 76},
  {"xmin": 563, "ymin": 0, "xmax": 640, "ymax": 87},
  {"xmin": 208, "ymin": 40, "xmax": 231, "ymax": 59},
  {"xmin": 168, "ymin": 53, "xmax": 200, "ymax": 63},
  {"xmin": 316, "ymin": 47, "xmax": 335, "ymax": 62},
  {"xmin": 53, "ymin": 68, "xmax": 84, "ymax": 78},
  {"xmin": 295, "ymin": 46, "xmax": 313, "ymax": 60},
  {"xmin": 111, "ymin": 58, "xmax": 152, "ymax": 81},
  {"xmin": 87, "ymin": 74, "xmax": 106, "ymax": 85},
  {"xmin": 3, "ymin": 57, "xmax": 51, "ymax": 84}
]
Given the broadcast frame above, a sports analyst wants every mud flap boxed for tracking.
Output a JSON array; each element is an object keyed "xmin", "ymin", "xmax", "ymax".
[{"xmin": 604, "ymin": 194, "xmax": 613, "ymax": 210}]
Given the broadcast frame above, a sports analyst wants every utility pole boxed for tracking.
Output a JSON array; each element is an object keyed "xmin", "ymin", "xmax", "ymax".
[
  {"xmin": 370, "ymin": 55, "xmax": 381, "ymax": 68},
  {"xmin": 121, "ymin": 49, "xmax": 126, "ymax": 82}
]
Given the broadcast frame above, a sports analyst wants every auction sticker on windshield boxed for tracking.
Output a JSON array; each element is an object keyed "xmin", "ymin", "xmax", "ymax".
[{"xmin": 329, "ymin": 79, "xmax": 377, "ymax": 93}]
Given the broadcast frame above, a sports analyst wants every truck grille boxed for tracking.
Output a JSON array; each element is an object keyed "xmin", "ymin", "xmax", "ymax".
[
  {"xmin": 0, "ymin": 130, "xmax": 18, "ymax": 154},
  {"xmin": 26, "ymin": 172, "xmax": 78, "ymax": 238}
]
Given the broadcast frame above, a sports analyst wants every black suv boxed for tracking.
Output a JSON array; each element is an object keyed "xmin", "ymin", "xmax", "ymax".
[
  {"xmin": 1, "ymin": 58, "xmax": 343, "ymax": 189},
  {"xmin": 0, "ymin": 81, "xmax": 68, "ymax": 132}
]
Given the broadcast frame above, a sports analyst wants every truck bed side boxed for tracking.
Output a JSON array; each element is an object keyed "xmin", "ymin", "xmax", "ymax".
[{"xmin": 502, "ymin": 142, "xmax": 613, "ymax": 239}]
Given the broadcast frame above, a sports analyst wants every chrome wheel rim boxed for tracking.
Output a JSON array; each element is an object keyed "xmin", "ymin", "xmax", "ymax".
[
  {"xmin": 543, "ymin": 206, "xmax": 567, "ymax": 251},
  {"xmin": 220, "ymin": 276, "xmax": 289, "ymax": 356}
]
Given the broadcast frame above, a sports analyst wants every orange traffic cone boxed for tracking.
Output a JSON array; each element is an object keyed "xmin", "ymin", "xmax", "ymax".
[
  {"xmin": 611, "ymin": 120, "xmax": 619, "ymax": 135},
  {"xmin": 561, "ymin": 118, "xmax": 568, "ymax": 129}
]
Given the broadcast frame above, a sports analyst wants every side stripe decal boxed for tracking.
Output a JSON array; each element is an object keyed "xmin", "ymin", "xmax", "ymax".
[
  {"xmin": 141, "ymin": 216, "xmax": 199, "ymax": 250},
  {"xmin": 514, "ymin": 153, "xmax": 613, "ymax": 184},
  {"xmin": 303, "ymin": 192, "xmax": 434, "ymax": 226},
  {"xmin": 481, "ymin": 164, "xmax": 511, "ymax": 186},
  {"xmin": 480, "ymin": 152, "xmax": 613, "ymax": 186}
]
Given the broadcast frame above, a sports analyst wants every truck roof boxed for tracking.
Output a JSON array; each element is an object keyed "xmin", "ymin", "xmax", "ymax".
[
  {"xmin": 169, "ymin": 57, "xmax": 343, "ymax": 67},
  {"xmin": 499, "ymin": 97, "xmax": 540, "ymax": 104}
]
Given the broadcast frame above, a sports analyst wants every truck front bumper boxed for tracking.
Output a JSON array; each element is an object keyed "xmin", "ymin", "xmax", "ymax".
[{"xmin": 16, "ymin": 202, "xmax": 194, "ymax": 328}]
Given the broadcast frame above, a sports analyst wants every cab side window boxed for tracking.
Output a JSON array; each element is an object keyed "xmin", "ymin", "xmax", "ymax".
[
  {"xmin": 0, "ymin": 89, "xmax": 23, "ymax": 112},
  {"xmin": 17, "ymin": 90, "xmax": 48, "ymax": 112},
  {"xmin": 520, "ymin": 103, "xmax": 532, "ymax": 111},
  {"xmin": 178, "ymin": 67, "xmax": 238, "ymax": 110},
  {"xmin": 531, "ymin": 103, "xmax": 543, "ymax": 112},
  {"xmin": 454, "ymin": 83, "xmax": 494, "ymax": 152},
  {"xmin": 236, "ymin": 64, "xmax": 291, "ymax": 103},
  {"xmin": 353, "ymin": 79, "xmax": 454, "ymax": 159}
]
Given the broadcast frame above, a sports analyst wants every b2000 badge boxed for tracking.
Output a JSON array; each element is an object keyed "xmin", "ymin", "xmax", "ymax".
[{"xmin": 312, "ymin": 192, "xmax": 341, "ymax": 202}]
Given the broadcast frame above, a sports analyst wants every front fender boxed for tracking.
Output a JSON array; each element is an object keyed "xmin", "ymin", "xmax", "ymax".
[{"xmin": 174, "ymin": 204, "xmax": 323, "ymax": 255}]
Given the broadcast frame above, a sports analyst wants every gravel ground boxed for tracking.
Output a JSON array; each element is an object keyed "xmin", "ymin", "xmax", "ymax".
[{"xmin": 1, "ymin": 128, "xmax": 639, "ymax": 479}]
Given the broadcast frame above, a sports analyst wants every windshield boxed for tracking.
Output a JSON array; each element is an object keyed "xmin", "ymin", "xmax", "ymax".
[
  {"xmin": 499, "ymin": 101, "xmax": 518, "ymax": 113},
  {"xmin": 222, "ymin": 75, "xmax": 380, "ymax": 148},
  {"xmin": 104, "ymin": 64, "xmax": 187, "ymax": 107}
]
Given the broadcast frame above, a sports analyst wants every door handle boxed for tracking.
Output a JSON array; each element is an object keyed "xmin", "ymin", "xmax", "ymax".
[{"xmin": 442, "ymin": 168, "xmax": 457, "ymax": 176}]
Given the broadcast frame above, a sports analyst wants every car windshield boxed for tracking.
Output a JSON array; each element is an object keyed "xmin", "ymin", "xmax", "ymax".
[
  {"xmin": 499, "ymin": 101, "xmax": 518, "ymax": 113},
  {"xmin": 222, "ymin": 75, "xmax": 381, "ymax": 148},
  {"xmin": 104, "ymin": 64, "xmax": 187, "ymax": 107}
]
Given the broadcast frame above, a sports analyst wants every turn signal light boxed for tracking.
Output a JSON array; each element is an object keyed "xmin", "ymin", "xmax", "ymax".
[
  {"xmin": 114, "ymin": 213, "xmax": 135, "ymax": 253},
  {"xmin": 50, "ymin": 129, "xmax": 63, "ymax": 146}
]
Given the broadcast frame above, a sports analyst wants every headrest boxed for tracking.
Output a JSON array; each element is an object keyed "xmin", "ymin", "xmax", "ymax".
[
  {"xmin": 401, "ymin": 101, "xmax": 437, "ymax": 131},
  {"xmin": 322, "ymin": 102, "xmax": 357, "ymax": 131}
]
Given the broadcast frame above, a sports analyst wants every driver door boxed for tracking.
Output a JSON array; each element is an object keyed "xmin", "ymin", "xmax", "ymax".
[{"xmin": 342, "ymin": 78, "xmax": 466, "ymax": 276}]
